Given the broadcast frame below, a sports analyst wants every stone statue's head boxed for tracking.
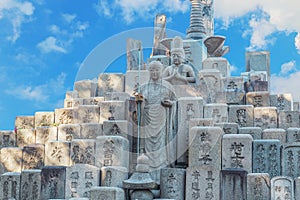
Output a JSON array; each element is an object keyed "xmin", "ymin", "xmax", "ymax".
[
  {"xmin": 171, "ymin": 36, "xmax": 185, "ymax": 65},
  {"xmin": 148, "ymin": 61, "xmax": 163, "ymax": 81}
]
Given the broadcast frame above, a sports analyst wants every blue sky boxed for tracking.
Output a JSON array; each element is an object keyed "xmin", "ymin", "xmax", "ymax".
[{"xmin": 0, "ymin": 0, "xmax": 300, "ymax": 130}]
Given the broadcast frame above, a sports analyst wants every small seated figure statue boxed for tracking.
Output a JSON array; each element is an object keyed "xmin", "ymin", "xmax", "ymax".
[{"xmin": 163, "ymin": 36, "xmax": 196, "ymax": 85}]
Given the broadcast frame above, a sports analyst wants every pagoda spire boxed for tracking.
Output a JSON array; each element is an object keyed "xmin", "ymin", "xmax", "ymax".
[{"xmin": 186, "ymin": 0, "xmax": 206, "ymax": 40}]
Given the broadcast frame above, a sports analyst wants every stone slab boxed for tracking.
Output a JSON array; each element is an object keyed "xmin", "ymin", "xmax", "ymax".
[
  {"xmin": 82, "ymin": 97, "xmax": 105, "ymax": 106},
  {"xmin": 64, "ymin": 98, "xmax": 84, "ymax": 108},
  {"xmin": 262, "ymin": 128, "xmax": 286, "ymax": 144},
  {"xmin": 197, "ymin": 70, "xmax": 222, "ymax": 103},
  {"xmin": 80, "ymin": 123, "xmax": 103, "ymax": 139},
  {"xmin": 221, "ymin": 169, "xmax": 247, "ymax": 200},
  {"xmin": 246, "ymin": 92, "xmax": 270, "ymax": 107},
  {"xmin": 238, "ymin": 127, "xmax": 262, "ymax": 140},
  {"xmin": 282, "ymin": 143, "xmax": 300, "ymax": 178},
  {"xmin": 278, "ymin": 111, "xmax": 299, "ymax": 130},
  {"xmin": 215, "ymin": 123, "xmax": 238, "ymax": 134},
  {"xmin": 247, "ymin": 173, "xmax": 270, "ymax": 200},
  {"xmin": 228, "ymin": 105, "xmax": 254, "ymax": 127},
  {"xmin": 246, "ymin": 51, "xmax": 270, "ymax": 76},
  {"xmin": 70, "ymin": 139, "xmax": 96, "ymax": 165},
  {"xmin": 271, "ymin": 176, "xmax": 294, "ymax": 200},
  {"xmin": 20, "ymin": 169, "xmax": 42, "ymax": 200},
  {"xmin": 90, "ymin": 186, "xmax": 125, "ymax": 200},
  {"xmin": 16, "ymin": 128, "xmax": 35, "ymax": 148},
  {"xmin": 287, "ymin": 128, "xmax": 300, "ymax": 143},
  {"xmin": 125, "ymin": 70, "xmax": 150, "ymax": 95},
  {"xmin": 0, "ymin": 172, "xmax": 21, "ymax": 200},
  {"xmin": 98, "ymin": 73, "xmax": 125, "ymax": 96},
  {"xmin": 103, "ymin": 120, "xmax": 132, "ymax": 139},
  {"xmin": 76, "ymin": 105, "xmax": 100, "ymax": 124},
  {"xmin": 254, "ymin": 107, "xmax": 278, "ymax": 130},
  {"xmin": 101, "ymin": 166, "xmax": 128, "ymax": 187},
  {"xmin": 270, "ymin": 94, "xmax": 293, "ymax": 111},
  {"xmin": 204, "ymin": 103, "xmax": 228, "ymax": 123},
  {"xmin": 58, "ymin": 124, "xmax": 81, "ymax": 141},
  {"xmin": 215, "ymin": 91, "xmax": 245, "ymax": 105},
  {"xmin": 99, "ymin": 101, "xmax": 128, "ymax": 123},
  {"xmin": 15, "ymin": 116, "xmax": 35, "ymax": 130},
  {"xmin": 189, "ymin": 118, "xmax": 214, "ymax": 128},
  {"xmin": 222, "ymin": 76, "xmax": 244, "ymax": 92},
  {"xmin": 0, "ymin": 130, "xmax": 16, "ymax": 147},
  {"xmin": 22, "ymin": 144, "xmax": 45, "ymax": 170},
  {"xmin": 35, "ymin": 126, "xmax": 58, "ymax": 144},
  {"xmin": 203, "ymin": 57, "xmax": 230, "ymax": 77},
  {"xmin": 0, "ymin": 147, "xmax": 23, "ymax": 173},
  {"xmin": 55, "ymin": 108, "xmax": 77, "ymax": 125},
  {"xmin": 35, "ymin": 111, "xmax": 55, "ymax": 127},
  {"xmin": 45, "ymin": 141, "xmax": 71, "ymax": 166},
  {"xmin": 74, "ymin": 79, "xmax": 98, "ymax": 98}
]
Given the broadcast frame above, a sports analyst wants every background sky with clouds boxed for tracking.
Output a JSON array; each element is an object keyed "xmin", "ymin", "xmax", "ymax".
[{"xmin": 1, "ymin": 0, "xmax": 300, "ymax": 130}]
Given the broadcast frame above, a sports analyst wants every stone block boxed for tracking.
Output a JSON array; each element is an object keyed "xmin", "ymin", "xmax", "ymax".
[
  {"xmin": 203, "ymin": 57, "xmax": 230, "ymax": 77},
  {"xmin": 215, "ymin": 91, "xmax": 245, "ymax": 105},
  {"xmin": 221, "ymin": 169, "xmax": 247, "ymax": 200},
  {"xmin": 70, "ymin": 139, "xmax": 96, "ymax": 165},
  {"xmin": 95, "ymin": 136, "xmax": 129, "ymax": 168},
  {"xmin": 294, "ymin": 101, "xmax": 299, "ymax": 111},
  {"xmin": 0, "ymin": 130, "xmax": 16, "ymax": 147},
  {"xmin": 186, "ymin": 166, "xmax": 220, "ymax": 200},
  {"xmin": 222, "ymin": 134, "xmax": 253, "ymax": 172},
  {"xmin": 278, "ymin": 111, "xmax": 299, "ymax": 130},
  {"xmin": 160, "ymin": 168, "xmax": 186, "ymax": 200},
  {"xmin": 189, "ymin": 118, "xmax": 214, "ymax": 128},
  {"xmin": 101, "ymin": 166, "xmax": 128, "ymax": 187},
  {"xmin": 105, "ymin": 92, "xmax": 131, "ymax": 101},
  {"xmin": 189, "ymin": 127, "xmax": 222, "ymax": 168},
  {"xmin": 246, "ymin": 51, "xmax": 270, "ymax": 76},
  {"xmin": 228, "ymin": 105, "xmax": 254, "ymax": 127},
  {"xmin": 254, "ymin": 107, "xmax": 278, "ymax": 130},
  {"xmin": 0, "ymin": 172, "xmax": 21, "ymax": 200},
  {"xmin": 183, "ymin": 39, "xmax": 207, "ymax": 71},
  {"xmin": 238, "ymin": 127, "xmax": 262, "ymax": 140},
  {"xmin": 74, "ymin": 79, "xmax": 98, "ymax": 98},
  {"xmin": 252, "ymin": 140, "xmax": 281, "ymax": 178},
  {"xmin": 249, "ymin": 71, "xmax": 268, "ymax": 82},
  {"xmin": 41, "ymin": 166, "xmax": 66, "ymax": 199},
  {"xmin": 15, "ymin": 116, "xmax": 35, "ymax": 130},
  {"xmin": 45, "ymin": 140, "xmax": 71, "ymax": 166},
  {"xmin": 271, "ymin": 176, "xmax": 294, "ymax": 200},
  {"xmin": 35, "ymin": 126, "xmax": 57, "ymax": 144},
  {"xmin": 90, "ymin": 186, "xmax": 125, "ymax": 200},
  {"xmin": 20, "ymin": 169, "xmax": 42, "ymax": 200},
  {"xmin": 65, "ymin": 91, "xmax": 79, "ymax": 99},
  {"xmin": 35, "ymin": 111, "xmax": 55, "ymax": 127},
  {"xmin": 262, "ymin": 128, "xmax": 286, "ymax": 144},
  {"xmin": 22, "ymin": 144, "xmax": 45, "ymax": 170},
  {"xmin": 58, "ymin": 124, "xmax": 81, "ymax": 142},
  {"xmin": 215, "ymin": 123, "xmax": 238, "ymax": 134},
  {"xmin": 99, "ymin": 101, "xmax": 128, "ymax": 123},
  {"xmin": 251, "ymin": 80, "xmax": 268, "ymax": 92},
  {"xmin": 295, "ymin": 177, "xmax": 300, "ymax": 200},
  {"xmin": 125, "ymin": 70, "xmax": 150, "ymax": 95},
  {"xmin": 282, "ymin": 143, "xmax": 300, "ymax": 178},
  {"xmin": 287, "ymin": 128, "xmax": 300, "ymax": 143},
  {"xmin": 64, "ymin": 98, "xmax": 84, "ymax": 108},
  {"xmin": 204, "ymin": 103, "xmax": 228, "ymax": 123},
  {"xmin": 80, "ymin": 123, "xmax": 103, "ymax": 139},
  {"xmin": 55, "ymin": 108, "xmax": 77, "ymax": 125},
  {"xmin": 222, "ymin": 76, "xmax": 244, "ymax": 92},
  {"xmin": 66, "ymin": 164, "xmax": 100, "ymax": 199},
  {"xmin": 0, "ymin": 147, "xmax": 23, "ymax": 173},
  {"xmin": 98, "ymin": 73, "xmax": 125, "ymax": 96},
  {"xmin": 246, "ymin": 92, "xmax": 270, "ymax": 107},
  {"xmin": 76, "ymin": 105, "xmax": 100, "ymax": 124},
  {"xmin": 177, "ymin": 97, "xmax": 204, "ymax": 165},
  {"xmin": 16, "ymin": 128, "xmax": 35, "ymax": 148},
  {"xmin": 103, "ymin": 120, "xmax": 132, "ymax": 139},
  {"xmin": 82, "ymin": 97, "xmax": 105, "ymax": 106},
  {"xmin": 247, "ymin": 173, "xmax": 270, "ymax": 200},
  {"xmin": 127, "ymin": 38, "xmax": 143, "ymax": 70},
  {"xmin": 270, "ymin": 94, "xmax": 293, "ymax": 111}
]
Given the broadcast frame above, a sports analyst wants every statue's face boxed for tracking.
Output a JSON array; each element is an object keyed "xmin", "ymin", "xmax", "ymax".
[
  {"xmin": 149, "ymin": 65, "xmax": 161, "ymax": 81},
  {"xmin": 172, "ymin": 52, "xmax": 182, "ymax": 65}
]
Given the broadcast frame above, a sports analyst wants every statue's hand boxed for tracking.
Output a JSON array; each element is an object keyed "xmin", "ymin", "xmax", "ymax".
[{"xmin": 161, "ymin": 98, "xmax": 172, "ymax": 107}]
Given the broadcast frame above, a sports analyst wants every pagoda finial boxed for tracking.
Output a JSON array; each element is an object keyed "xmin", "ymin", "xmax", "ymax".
[{"xmin": 186, "ymin": 0, "xmax": 206, "ymax": 40}]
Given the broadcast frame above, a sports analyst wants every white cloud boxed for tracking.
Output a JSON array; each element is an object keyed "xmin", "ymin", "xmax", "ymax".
[
  {"xmin": 37, "ymin": 36, "xmax": 67, "ymax": 54},
  {"xmin": 95, "ymin": 0, "xmax": 112, "ymax": 17},
  {"xmin": 280, "ymin": 60, "xmax": 296, "ymax": 75},
  {"xmin": 62, "ymin": 13, "xmax": 76, "ymax": 23},
  {"xmin": 295, "ymin": 32, "xmax": 300, "ymax": 54}
]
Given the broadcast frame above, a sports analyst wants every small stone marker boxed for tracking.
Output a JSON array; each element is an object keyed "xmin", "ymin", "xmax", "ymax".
[
  {"xmin": 204, "ymin": 103, "xmax": 228, "ymax": 123},
  {"xmin": 286, "ymin": 127, "xmax": 300, "ymax": 143},
  {"xmin": 20, "ymin": 169, "xmax": 42, "ymax": 200},
  {"xmin": 76, "ymin": 105, "xmax": 100, "ymax": 124},
  {"xmin": 282, "ymin": 143, "xmax": 300, "ymax": 178},
  {"xmin": 221, "ymin": 169, "xmax": 247, "ymax": 200},
  {"xmin": 16, "ymin": 128, "xmax": 35, "ymax": 148},
  {"xmin": 80, "ymin": 123, "xmax": 102, "ymax": 139},
  {"xmin": 0, "ymin": 147, "xmax": 23, "ymax": 172},
  {"xmin": 239, "ymin": 127, "xmax": 262, "ymax": 140},
  {"xmin": 270, "ymin": 94, "xmax": 293, "ymax": 111},
  {"xmin": 34, "ymin": 111, "xmax": 55, "ymax": 127},
  {"xmin": 247, "ymin": 173, "xmax": 270, "ymax": 200},
  {"xmin": 58, "ymin": 124, "xmax": 81, "ymax": 141},
  {"xmin": 70, "ymin": 139, "xmax": 96, "ymax": 165},
  {"xmin": 103, "ymin": 120, "xmax": 132, "ymax": 139},
  {"xmin": 246, "ymin": 92, "xmax": 270, "ymax": 107},
  {"xmin": 101, "ymin": 166, "xmax": 128, "ymax": 187},
  {"xmin": 254, "ymin": 107, "xmax": 278, "ymax": 129},
  {"xmin": 271, "ymin": 176, "xmax": 294, "ymax": 200},
  {"xmin": 35, "ymin": 126, "xmax": 57, "ymax": 144},
  {"xmin": 15, "ymin": 116, "xmax": 35, "ymax": 130},
  {"xmin": 278, "ymin": 111, "xmax": 300, "ymax": 130},
  {"xmin": 262, "ymin": 128, "xmax": 286, "ymax": 144},
  {"xmin": 22, "ymin": 144, "xmax": 45, "ymax": 170},
  {"xmin": 0, "ymin": 130, "xmax": 16, "ymax": 147},
  {"xmin": 45, "ymin": 140, "xmax": 71, "ymax": 166},
  {"xmin": 0, "ymin": 172, "xmax": 21, "ymax": 200},
  {"xmin": 105, "ymin": 92, "xmax": 131, "ymax": 101},
  {"xmin": 215, "ymin": 122, "xmax": 238, "ymax": 134},
  {"xmin": 125, "ymin": 70, "xmax": 149, "ymax": 94},
  {"xmin": 55, "ymin": 108, "xmax": 77, "ymax": 125},
  {"xmin": 74, "ymin": 79, "xmax": 98, "ymax": 98},
  {"xmin": 99, "ymin": 101, "xmax": 128, "ymax": 123},
  {"xmin": 98, "ymin": 73, "xmax": 125, "ymax": 96},
  {"xmin": 90, "ymin": 186, "xmax": 125, "ymax": 200},
  {"xmin": 228, "ymin": 105, "xmax": 254, "ymax": 127}
]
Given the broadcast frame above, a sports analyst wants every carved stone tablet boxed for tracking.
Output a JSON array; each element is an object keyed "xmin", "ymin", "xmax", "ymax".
[
  {"xmin": 228, "ymin": 105, "xmax": 254, "ymax": 127},
  {"xmin": 35, "ymin": 111, "xmax": 55, "ymax": 127},
  {"xmin": 238, "ymin": 127, "xmax": 262, "ymax": 140},
  {"xmin": 35, "ymin": 126, "xmax": 57, "ymax": 144},
  {"xmin": 58, "ymin": 124, "xmax": 81, "ymax": 142},
  {"xmin": 80, "ymin": 123, "xmax": 103, "ymax": 139},
  {"xmin": 101, "ymin": 166, "xmax": 128, "ymax": 187},
  {"xmin": 41, "ymin": 166, "xmax": 66, "ymax": 199},
  {"xmin": 22, "ymin": 144, "xmax": 45, "ymax": 170},
  {"xmin": 278, "ymin": 111, "xmax": 300, "ymax": 130},
  {"xmin": 70, "ymin": 139, "xmax": 96, "ymax": 165},
  {"xmin": 15, "ymin": 116, "xmax": 35, "ymax": 130},
  {"xmin": 0, "ymin": 172, "xmax": 21, "ymax": 200},
  {"xmin": 98, "ymin": 74, "xmax": 125, "ymax": 96},
  {"xmin": 246, "ymin": 92, "xmax": 270, "ymax": 107},
  {"xmin": 270, "ymin": 94, "xmax": 293, "ymax": 111},
  {"xmin": 20, "ymin": 170, "xmax": 42, "ymax": 200},
  {"xmin": 0, "ymin": 147, "xmax": 23, "ymax": 173},
  {"xmin": 262, "ymin": 128, "xmax": 286, "ymax": 144},
  {"xmin": 271, "ymin": 176, "xmax": 294, "ymax": 200},
  {"xmin": 99, "ymin": 101, "xmax": 128, "ymax": 123},
  {"xmin": 254, "ymin": 107, "xmax": 278, "ymax": 130},
  {"xmin": 16, "ymin": 128, "xmax": 35, "ymax": 148},
  {"xmin": 282, "ymin": 143, "xmax": 300, "ymax": 178},
  {"xmin": 45, "ymin": 141, "xmax": 71, "ymax": 166},
  {"xmin": 0, "ymin": 130, "xmax": 16, "ymax": 147},
  {"xmin": 76, "ymin": 105, "xmax": 100, "ymax": 124},
  {"xmin": 74, "ymin": 79, "xmax": 98, "ymax": 98},
  {"xmin": 287, "ymin": 128, "xmax": 300, "ymax": 143},
  {"xmin": 221, "ymin": 169, "xmax": 247, "ymax": 200},
  {"xmin": 204, "ymin": 103, "xmax": 228, "ymax": 123},
  {"xmin": 247, "ymin": 173, "xmax": 270, "ymax": 200},
  {"xmin": 90, "ymin": 186, "xmax": 125, "ymax": 200}
]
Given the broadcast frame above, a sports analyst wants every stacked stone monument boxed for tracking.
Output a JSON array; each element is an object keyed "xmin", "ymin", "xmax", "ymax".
[{"xmin": 0, "ymin": 0, "xmax": 300, "ymax": 199}]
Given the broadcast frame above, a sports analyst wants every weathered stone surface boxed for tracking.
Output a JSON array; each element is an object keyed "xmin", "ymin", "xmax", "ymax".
[
  {"xmin": 222, "ymin": 76, "xmax": 244, "ymax": 91},
  {"xmin": 125, "ymin": 70, "xmax": 150, "ymax": 95},
  {"xmin": 215, "ymin": 123, "xmax": 238, "ymax": 134},
  {"xmin": 101, "ymin": 166, "xmax": 128, "ymax": 187},
  {"xmin": 98, "ymin": 74, "xmax": 125, "ymax": 96},
  {"xmin": 0, "ymin": 147, "xmax": 22, "ymax": 173},
  {"xmin": 246, "ymin": 92, "xmax": 270, "ymax": 107},
  {"xmin": 215, "ymin": 91, "xmax": 245, "ymax": 105},
  {"xmin": 203, "ymin": 57, "xmax": 230, "ymax": 77},
  {"xmin": 238, "ymin": 127, "xmax": 262, "ymax": 139},
  {"xmin": 295, "ymin": 177, "xmax": 300, "ymax": 200},
  {"xmin": 0, "ymin": 130, "xmax": 16, "ymax": 147},
  {"xmin": 282, "ymin": 143, "xmax": 300, "ymax": 178},
  {"xmin": 294, "ymin": 102, "xmax": 299, "ymax": 111},
  {"xmin": 228, "ymin": 105, "xmax": 254, "ymax": 127},
  {"xmin": 80, "ymin": 123, "xmax": 103, "ymax": 139},
  {"xmin": 22, "ymin": 144, "xmax": 45, "ymax": 170},
  {"xmin": 221, "ymin": 169, "xmax": 247, "ymax": 200},
  {"xmin": 41, "ymin": 166, "xmax": 66, "ymax": 200},
  {"xmin": 177, "ymin": 97, "xmax": 204, "ymax": 165},
  {"xmin": 252, "ymin": 140, "xmax": 281, "ymax": 178},
  {"xmin": 186, "ymin": 166, "xmax": 220, "ymax": 200},
  {"xmin": 270, "ymin": 94, "xmax": 293, "ymax": 111},
  {"xmin": 197, "ymin": 70, "xmax": 222, "ymax": 103},
  {"xmin": 189, "ymin": 118, "xmax": 214, "ymax": 128},
  {"xmin": 246, "ymin": 51, "xmax": 270, "ymax": 76},
  {"xmin": 287, "ymin": 128, "xmax": 300, "ymax": 143},
  {"xmin": 127, "ymin": 38, "xmax": 143, "ymax": 70},
  {"xmin": 271, "ymin": 176, "xmax": 294, "ymax": 200},
  {"xmin": 70, "ymin": 139, "xmax": 96, "ymax": 165},
  {"xmin": 74, "ymin": 79, "xmax": 98, "ymax": 98},
  {"xmin": 45, "ymin": 141, "xmax": 71, "ymax": 166},
  {"xmin": 35, "ymin": 126, "xmax": 57, "ymax": 144},
  {"xmin": 105, "ymin": 92, "xmax": 131, "ymax": 102},
  {"xmin": 222, "ymin": 134, "xmax": 253, "ymax": 172},
  {"xmin": 64, "ymin": 98, "xmax": 84, "ymax": 108},
  {"xmin": 103, "ymin": 120, "xmax": 132, "ymax": 139},
  {"xmin": 66, "ymin": 164, "xmax": 100, "ymax": 199},
  {"xmin": 35, "ymin": 111, "xmax": 55, "ymax": 127},
  {"xmin": 262, "ymin": 128, "xmax": 286, "ymax": 144},
  {"xmin": 58, "ymin": 124, "xmax": 81, "ymax": 141},
  {"xmin": 16, "ymin": 128, "xmax": 35, "ymax": 148},
  {"xmin": 204, "ymin": 103, "xmax": 228, "ymax": 123},
  {"xmin": 20, "ymin": 169, "xmax": 42, "ymax": 200},
  {"xmin": 189, "ymin": 127, "xmax": 222, "ymax": 168},
  {"xmin": 76, "ymin": 105, "xmax": 100, "ymax": 124},
  {"xmin": 55, "ymin": 108, "xmax": 77, "ymax": 125},
  {"xmin": 15, "ymin": 116, "xmax": 35, "ymax": 130},
  {"xmin": 278, "ymin": 111, "xmax": 299, "ymax": 130},
  {"xmin": 95, "ymin": 136, "xmax": 129, "ymax": 168},
  {"xmin": 247, "ymin": 173, "xmax": 270, "ymax": 200},
  {"xmin": 0, "ymin": 172, "xmax": 21, "ymax": 200},
  {"xmin": 65, "ymin": 91, "xmax": 79, "ymax": 99},
  {"xmin": 99, "ymin": 101, "xmax": 128, "ymax": 123},
  {"xmin": 90, "ymin": 186, "xmax": 125, "ymax": 200},
  {"xmin": 254, "ymin": 107, "xmax": 278, "ymax": 130},
  {"xmin": 82, "ymin": 97, "xmax": 105, "ymax": 106}
]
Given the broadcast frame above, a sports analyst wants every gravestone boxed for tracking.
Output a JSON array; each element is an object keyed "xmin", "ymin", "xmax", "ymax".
[
  {"xmin": 22, "ymin": 144, "xmax": 45, "ymax": 170},
  {"xmin": 278, "ymin": 111, "xmax": 299, "ymax": 130},
  {"xmin": 202, "ymin": 57, "xmax": 230, "ymax": 77},
  {"xmin": 80, "ymin": 123, "xmax": 102, "ymax": 139},
  {"xmin": 204, "ymin": 103, "xmax": 228, "ymax": 123},
  {"xmin": 64, "ymin": 98, "xmax": 84, "ymax": 108},
  {"xmin": 183, "ymin": 39, "xmax": 207, "ymax": 71},
  {"xmin": 103, "ymin": 120, "xmax": 132, "ymax": 139},
  {"xmin": 271, "ymin": 176, "xmax": 294, "ymax": 200},
  {"xmin": 74, "ymin": 79, "xmax": 98, "ymax": 98},
  {"xmin": 282, "ymin": 143, "xmax": 300, "ymax": 178},
  {"xmin": 65, "ymin": 164, "xmax": 100, "ymax": 199},
  {"xmin": 198, "ymin": 70, "xmax": 222, "ymax": 103},
  {"xmin": 55, "ymin": 108, "xmax": 77, "ymax": 125},
  {"xmin": 246, "ymin": 92, "xmax": 270, "ymax": 107},
  {"xmin": 58, "ymin": 124, "xmax": 81, "ymax": 141},
  {"xmin": 0, "ymin": 172, "xmax": 21, "ymax": 200},
  {"xmin": 222, "ymin": 77, "xmax": 244, "ymax": 91},
  {"xmin": 99, "ymin": 101, "xmax": 128, "ymax": 123},
  {"xmin": 76, "ymin": 105, "xmax": 100, "ymax": 124},
  {"xmin": 216, "ymin": 91, "xmax": 245, "ymax": 105},
  {"xmin": 189, "ymin": 118, "xmax": 214, "ymax": 128},
  {"xmin": 246, "ymin": 173, "xmax": 270, "ymax": 200},
  {"xmin": 215, "ymin": 123, "xmax": 238, "ymax": 134},
  {"xmin": 45, "ymin": 140, "xmax": 71, "ymax": 166},
  {"xmin": 238, "ymin": 127, "xmax": 262, "ymax": 140},
  {"xmin": 16, "ymin": 128, "xmax": 35, "ymax": 148},
  {"xmin": 262, "ymin": 128, "xmax": 286, "ymax": 144},
  {"xmin": 252, "ymin": 140, "xmax": 281, "ymax": 178},
  {"xmin": 20, "ymin": 169, "xmax": 42, "ymax": 200},
  {"xmin": 35, "ymin": 126, "xmax": 57, "ymax": 144},
  {"xmin": 222, "ymin": 134, "xmax": 253, "ymax": 172},
  {"xmin": 254, "ymin": 107, "xmax": 278, "ymax": 130},
  {"xmin": 125, "ymin": 70, "xmax": 149, "ymax": 95},
  {"xmin": 82, "ymin": 97, "xmax": 104, "ymax": 106},
  {"xmin": 90, "ymin": 186, "xmax": 125, "ymax": 200},
  {"xmin": 228, "ymin": 105, "xmax": 254, "ymax": 127},
  {"xmin": 105, "ymin": 92, "xmax": 131, "ymax": 102},
  {"xmin": 65, "ymin": 91, "xmax": 79, "ymax": 100},
  {"xmin": 70, "ymin": 139, "xmax": 96, "ymax": 165},
  {"xmin": 0, "ymin": 130, "xmax": 16, "ymax": 147},
  {"xmin": 15, "ymin": 116, "xmax": 35, "ymax": 130},
  {"xmin": 270, "ymin": 94, "xmax": 293, "ymax": 111},
  {"xmin": 0, "ymin": 147, "xmax": 23, "ymax": 173},
  {"xmin": 246, "ymin": 51, "xmax": 270, "ymax": 76},
  {"xmin": 295, "ymin": 177, "xmax": 300, "ymax": 200},
  {"xmin": 286, "ymin": 128, "xmax": 300, "ymax": 143},
  {"xmin": 41, "ymin": 166, "xmax": 66, "ymax": 200},
  {"xmin": 35, "ymin": 111, "xmax": 55, "ymax": 127},
  {"xmin": 221, "ymin": 169, "xmax": 247, "ymax": 200},
  {"xmin": 101, "ymin": 166, "xmax": 128, "ymax": 187},
  {"xmin": 98, "ymin": 74, "xmax": 125, "ymax": 96}
]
